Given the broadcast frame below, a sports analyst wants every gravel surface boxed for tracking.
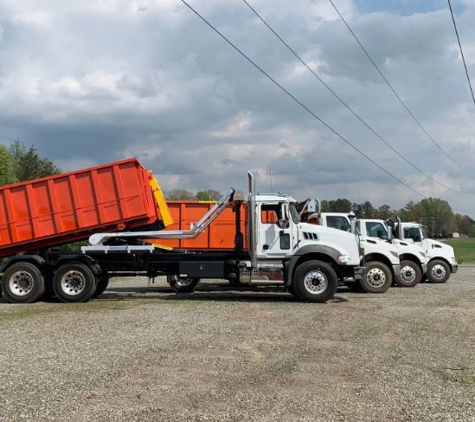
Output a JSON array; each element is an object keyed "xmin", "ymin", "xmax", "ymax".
[{"xmin": 0, "ymin": 268, "xmax": 474, "ymax": 422}]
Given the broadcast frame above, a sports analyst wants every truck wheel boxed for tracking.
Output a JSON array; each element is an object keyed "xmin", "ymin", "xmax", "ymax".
[
  {"xmin": 92, "ymin": 276, "xmax": 109, "ymax": 298},
  {"xmin": 1, "ymin": 262, "xmax": 45, "ymax": 303},
  {"xmin": 167, "ymin": 275, "xmax": 200, "ymax": 293},
  {"xmin": 359, "ymin": 261, "xmax": 392, "ymax": 293},
  {"xmin": 53, "ymin": 263, "xmax": 97, "ymax": 303},
  {"xmin": 427, "ymin": 260, "xmax": 451, "ymax": 283},
  {"xmin": 396, "ymin": 260, "xmax": 421, "ymax": 287},
  {"xmin": 292, "ymin": 260, "xmax": 338, "ymax": 303}
]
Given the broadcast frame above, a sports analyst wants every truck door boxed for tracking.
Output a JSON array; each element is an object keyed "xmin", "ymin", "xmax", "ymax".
[{"xmin": 256, "ymin": 203, "xmax": 294, "ymax": 258}]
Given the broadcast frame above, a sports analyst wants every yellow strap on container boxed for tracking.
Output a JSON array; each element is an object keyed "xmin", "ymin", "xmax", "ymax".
[
  {"xmin": 149, "ymin": 175, "xmax": 174, "ymax": 227},
  {"xmin": 149, "ymin": 242, "xmax": 174, "ymax": 251}
]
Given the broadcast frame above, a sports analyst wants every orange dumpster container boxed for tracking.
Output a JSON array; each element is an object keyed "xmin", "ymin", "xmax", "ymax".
[
  {"xmin": 0, "ymin": 158, "xmax": 166, "ymax": 257},
  {"xmin": 157, "ymin": 201, "xmax": 248, "ymax": 250}
]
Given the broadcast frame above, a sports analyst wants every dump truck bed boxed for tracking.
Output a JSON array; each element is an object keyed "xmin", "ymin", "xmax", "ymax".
[{"xmin": 0, "ymin": 158, "xmax": 168, "ymax": 258}]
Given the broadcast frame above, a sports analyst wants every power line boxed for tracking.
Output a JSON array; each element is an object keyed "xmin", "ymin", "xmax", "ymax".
[
  {"xmin": 328, "ymin": 0, "xmax": 472, "ymax": 174},
  {"xmin": 179, "ymin": 0, "xmax": 426, "ymax": 199},
  {"xmin": 397, "ymin": 0, "xmax": 425, "ymax": 51},
  {"xmin": 239, "ymin": 0, "xmax": 458, "ymax": 193},
  {"xmin": 447, "ymin": 0, "xmax": 475, "ymax": 109}
]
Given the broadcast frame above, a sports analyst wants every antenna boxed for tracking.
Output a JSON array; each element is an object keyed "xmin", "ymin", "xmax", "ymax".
[{"xmin": 269, "ymin": 168, "xmax": 274, "ymax": 192}]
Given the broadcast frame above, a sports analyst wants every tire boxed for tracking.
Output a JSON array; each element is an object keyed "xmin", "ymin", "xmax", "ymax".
[
  {"xmin": 427, "ymin": 260, "xmax": 451, "ymax": 283},
  {"xmin": 53, "ymin": 263, "xmax": 98, "ymax": 303},
  {"xmin": 287, "ymin": 283, "xmax": 297, "ymax": 296},
  {"xmin": 359, "ymin": 261, "xmax": 392, "ymax": 293},
  {"xmin": 1, "ymin": 262, "xmax": 45, "ymax": 303},
  {"xmin": 292, "ymin": 260, "xmax": 338, "ymax": 303},
  {"xmin": 396, "ymin": 260, "xmax": 422, "ymax": 288},
  {"xmin": 167, "ymin": 275, "xmax": 200, "ymax": 293},
  {"xmin": 92, "ymin": 276, "xmax": 110, "ymax": 298}
]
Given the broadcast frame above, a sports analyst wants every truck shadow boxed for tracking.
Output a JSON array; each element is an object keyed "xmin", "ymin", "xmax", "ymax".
[{"xmin": 94, "ymin": 285, "xmax": 349, "ymax": 304}]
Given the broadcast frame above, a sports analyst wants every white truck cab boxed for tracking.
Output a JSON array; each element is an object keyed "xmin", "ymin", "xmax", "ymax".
[
  {"xmin": 397, "ymin": 222, "xmax": 458, "ymax": 283},
  {"xmin": 359, "ymin": 219, "xmax": 428, "ymax": 288},
  {"xmin": 308, "ymin": 212, "xmax": 400, "ymax": 293}
]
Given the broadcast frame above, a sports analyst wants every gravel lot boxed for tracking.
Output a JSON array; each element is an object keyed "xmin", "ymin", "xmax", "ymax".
[{"xmin": 0, "ymin": 267, "xmax": 474, "ymax": 422}]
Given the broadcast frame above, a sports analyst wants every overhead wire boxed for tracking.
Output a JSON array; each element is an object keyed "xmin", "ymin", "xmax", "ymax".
[
  {"xmin": 179, "ymin": 0, "xmax": 426, "ymax": 199},
  {"xmin": 239, "ymin": 0, "xmax": 459, "ymax": 193},
  {"xmin": 447, "ymin": 0, "xmax": 475, "ymax": 109},
  {"xmin": 328, "ymin": 0, "xmax": 472, "ymax": 174}
]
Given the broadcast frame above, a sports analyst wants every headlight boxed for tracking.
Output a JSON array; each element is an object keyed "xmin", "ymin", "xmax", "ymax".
[
  {"xmin": 337, "ymin": 255, "xmax": 353, "ymax": 264},
  {"xmin": 451, "ymin": 257, "xmax": 457, "ymax": 263}
]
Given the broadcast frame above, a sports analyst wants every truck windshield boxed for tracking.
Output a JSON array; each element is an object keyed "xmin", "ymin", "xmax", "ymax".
[{"xmin": 289, "ymin": 204, "xmax": 300, "ymax": 224}]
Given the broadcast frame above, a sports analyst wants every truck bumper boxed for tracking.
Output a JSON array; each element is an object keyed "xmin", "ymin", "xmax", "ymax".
[
  {"xmin": 421, "ymin": 263, "xmax": 428, "ymax": 275},
  {"xmin": 353, "ymin": 266, "xmax": 366, "ymax": 280},
  {"xmin": 451, "ymin": 263, "xmax": 458, "ymax": 274}
]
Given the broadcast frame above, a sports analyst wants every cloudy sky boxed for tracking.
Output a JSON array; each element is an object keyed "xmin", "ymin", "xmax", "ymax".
[{"xmin": 1, "ymin": 0, "xmax": 474, "ymax": 213}]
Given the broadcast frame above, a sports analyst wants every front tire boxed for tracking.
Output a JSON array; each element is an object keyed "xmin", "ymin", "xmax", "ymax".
[
  {"xmin": 167, "ymin": 275, "xmax": 200, "ymax": 293},
  {"xmin": 359, "ymin": 261, "xmax": 392, "ymax": 293},
  {"xmin": 292, "ymin": 260, "xmax": 338, "ymax": 303},
  {"xmin": 53, "ymin": 263, "xmax": 97, "ymax": 303},
  {"xmin": 396, "ymin": 260, "xmax": 422, "ymax": 288},
  {"xmin": 427, "ymin": 260, "xmax": 451, "ymax": 283},
  {"xmin": 1, "ymin": 262, "xmax": 45, "ymax": 303}
]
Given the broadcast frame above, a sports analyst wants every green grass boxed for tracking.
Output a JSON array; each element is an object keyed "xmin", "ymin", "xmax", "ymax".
[{"xmin": 445, "ymin": 238, "xmax": 475, "ymax": 264}]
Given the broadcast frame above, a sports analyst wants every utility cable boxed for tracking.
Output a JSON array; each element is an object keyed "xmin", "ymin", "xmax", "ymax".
[
  {"xmin": 180, "ymin": 0, "xmax": 426, "ymax": 198},
  {"xmin": 240, "ymin": 0, "xmax": 458, "ymax": 193},
  {"xmin": 328, "ymin": 0, "xmax": 472, "ymax": 174},
  {"xmin": 447, "ymin": 0, "xmax": 475, "ymax": 109}
]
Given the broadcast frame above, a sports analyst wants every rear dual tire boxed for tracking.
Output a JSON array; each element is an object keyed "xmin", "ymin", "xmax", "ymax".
[
  {"xmin": 1, "ymin": 262, "xmax": 45, "ymax": 304},
  {"xmin": 53, "ymin": 263, "xmax": 97, "ymax": 303}
]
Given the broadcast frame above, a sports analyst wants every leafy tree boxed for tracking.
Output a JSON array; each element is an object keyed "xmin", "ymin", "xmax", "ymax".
[
  {"xmin": 165, "ymin": 189, "xmax": 196, "ymax": 200},
  {"xmin": 196, "ymin": 189, "xmax": 222, "ymax": 201},
  {"xmin": 361, "ymin": 201, "xmax": 375, "ymax": 218},
  {"xmin": 0, "ymin": 144, "xmax": 17, "ymax": 186},
  {"xmin": 328, "ymin": 198, "xmax": 352, "ymax": 212},
  {"xmin": 377, "ymin": 205, "xmax": 391, "ymax": 220},
  {"xmin": 320, "ymin": 200, "xmax": 330, "ymax": 212},
  {"xmin": 10, "ymin": 140, "xmax": 61, "ymax": 182}
]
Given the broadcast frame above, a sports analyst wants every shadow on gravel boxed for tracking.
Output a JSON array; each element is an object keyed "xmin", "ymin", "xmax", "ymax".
[{"xmin": 95, "ymin": 287, "xmax": 349, "ymax": 304}]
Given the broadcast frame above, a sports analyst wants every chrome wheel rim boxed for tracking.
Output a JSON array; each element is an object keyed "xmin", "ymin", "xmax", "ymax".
[
  {"xmin": 61, "ymin": 271, "xmax": 86, "ymax": 296},
  {"xmin": 430, "ymin": 264, "xmax": 447, "ymax": 281},
  {"xmin": 367, "ymin": 268, "xmax": 386, "ymax": 288},
  {"xmin": 400, "ymin": 266, "xmax": 416, "ymax": 283},
  {"xmin": 303, "ymin": 270, "xmax": 328, "ymax": 295},
  {"xmin": 176, "ymin": 278, "xmax": 194, "ymax": 287},
  {"xmin": 9, "ymin": 271, "xmax": 34, "ymax": 296}
]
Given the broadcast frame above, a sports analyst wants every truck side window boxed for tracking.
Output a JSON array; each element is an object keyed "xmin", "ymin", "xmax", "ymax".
[
  {"xmin": 365, "ymin": 222, "xmax": 388, "ymax": 238},
  {"xmin": 261, "ymin": 205, "xmax": 280, "ymax": 224},
  {"xmin": 327, "ymin": 216, "xmax": 351, "ymax": 232},
  {"xmin": 404, "ymin": 228, "xmax": 421, "ymax": 241}
]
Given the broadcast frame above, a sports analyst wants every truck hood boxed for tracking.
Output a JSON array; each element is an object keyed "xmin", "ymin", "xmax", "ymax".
[
  {"xmin": 422, "ymin": 239, "xmax": 455, "ymax": 259},
  {"xmin": 299, "ymin": 223, "xmax": 360, "ymax": 265}
]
